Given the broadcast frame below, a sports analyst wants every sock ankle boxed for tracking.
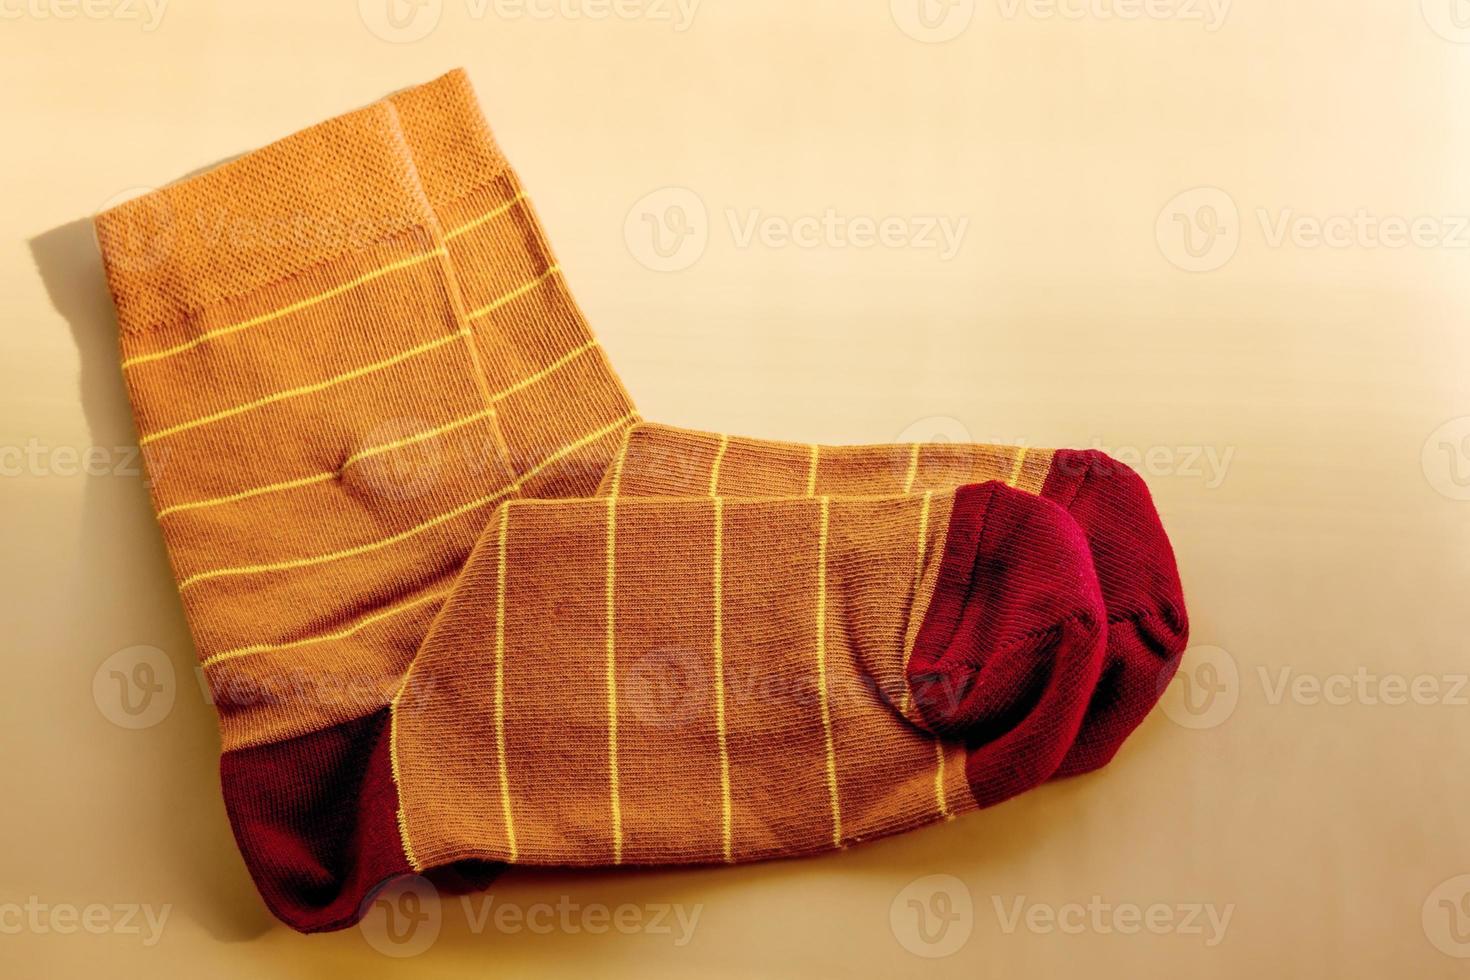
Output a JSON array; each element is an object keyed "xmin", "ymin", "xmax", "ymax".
[
  {"xmin": 96, "ymin": 101, "xmax": 521, "ymax": 932},
  {"xmin": 388, "ymin": 69, "xmax": 640, "ymax": 497}
]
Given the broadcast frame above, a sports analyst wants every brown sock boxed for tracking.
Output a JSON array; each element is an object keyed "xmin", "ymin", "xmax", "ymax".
[
  {"xmin": 392, "ymin": 486, "xmax": 1106, "ymax": 869},
  {"xmin": 600, "ymin": 423, "xmax": 1190, "ymax": 776}
]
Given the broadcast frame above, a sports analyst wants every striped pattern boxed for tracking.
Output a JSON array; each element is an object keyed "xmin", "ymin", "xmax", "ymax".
[
  {"xmin": 711, "ymin": 496, "xmax": 733, "ymax": 861},
  {"xmin": 814, "ymin": 496, "xmax": 843, "ymax": 848},
  {"xmin": 105, "ymin": 100, "xmax": 639, "ymax": 750},
  {"xmin": 605, "ymin": 424, "xmax": 1055, "ymax": 501},
  {"xmin": 394, "ymin": 490, "xmax": 972, "ymax": 868},
  {"xmin": 604, "ymin": 497, "xmax": 625, "ymax": 864},
  {"xmin": 596, "ymin": 424, "xmax": 1064, "ymax": 831}
]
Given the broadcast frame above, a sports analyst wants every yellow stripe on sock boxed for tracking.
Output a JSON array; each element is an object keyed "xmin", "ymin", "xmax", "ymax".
[
  {"xmin": 934, "ymin": 739, "xmax": 951, "ymax": 820},
  {"xmin": 157, "ymin": 471, "xmax": 337, "ymax": 520},
  {"xmin": 815, "ymin": 496, "xmax": 842, "ymax": 848},
  {"xmin": 342, "ymin": 409, "xmax": 496, "ymax": 469},
  {"xmin": 708, "ymin": 434, "xmax": 730, "ymax": 496},
  {"xmin": 138, "ymin": 331, "xmax": 464, "ymax": 445},
  {"xmin": 444, "ymin": 191, "xmax": 528, "ymax": 241},
  {"xmin": 158, "ymin": 409, "xmax": 496, "ymax": 519},
  {"xmin": 178, "ymin": 486, "xmax": 503, "ymax": 589},
  {"xmin": 712, "ymin": 496, "xmax": 733, "ymax": 861},
  {"xmin": 388, "ymin": 684, "xmax": 422, "ymax": 872},
  {"xmin": 806, "ymin": 444, "xmax": 820, "ymax": 497},
  {"xmin": 200, "ymin": 589, "xmax": 449, "ymax": 668},
  {"xmin": 1006, "ymin": 445, "xmax": 1029, "ymax": 488},
  {"xmin": 899, "ymin": 490, "xmax": 934, "ymax": 718},
  {"xmin": 489, "ymin": 340, "xmax": 598, "ymax": 405},
  {"xmin": 605, "ymin": 496, "xmax": 624, "ymax": 864},
  {"xmin": 494, "ymin": 504, "xmax": 519, "ymax": 862},
  {"xmin": 177, "ymin": 412, "xmax": 638, "ymax": 591},
  {"xmin": 120, "ymin": 250, "xmax": 446, "ymax": 370},
  {"xmin": 903, "ymin": 443, "xmax": 921, "ymax": 493},
  {"xmin": 466, "ymin": 266, "xmax": 562, "ymax": 321},
  {"xmin": 605, "ymin": 439, "xmax": 629, "ymax": 498}
]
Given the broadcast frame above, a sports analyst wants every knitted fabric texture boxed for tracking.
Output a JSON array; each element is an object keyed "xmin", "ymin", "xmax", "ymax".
[
  {"xmin": 95, "ymin": 102, "xmax": 521, "ymax": 751},
  {"xmin": 392, "ymin": 486, "xmax": 1106, "ymax": 869},
  {"xmin": 600, "ymin": 423, "xmax": 1190, "ymax": 776},
  {"xmin": 390, "ymin": 69, "xmax": 639, "ymax": 497}
]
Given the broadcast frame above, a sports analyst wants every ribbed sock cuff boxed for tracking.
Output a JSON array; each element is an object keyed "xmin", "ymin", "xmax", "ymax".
[
  {"xmin": 388, "ymin": 68, "xmax": 512, "ymax": 212},
  {"xmin": 94, "ymin": 101, "xmax": 434, "ymax": 337}
]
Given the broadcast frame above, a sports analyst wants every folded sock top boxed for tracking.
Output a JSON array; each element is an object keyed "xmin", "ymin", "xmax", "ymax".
[
  {"xmin": 389, "ymin": 68, "xmax": 512, "ymax": 212},
  {"xmin": 94, "ymin": 101, "xmax": 434, "ymax": 337}
]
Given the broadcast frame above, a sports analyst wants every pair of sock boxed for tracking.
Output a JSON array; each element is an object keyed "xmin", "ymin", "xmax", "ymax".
[{"xmin": 93, "ymin": 69, "xmax": 1187, "ymax": 933}]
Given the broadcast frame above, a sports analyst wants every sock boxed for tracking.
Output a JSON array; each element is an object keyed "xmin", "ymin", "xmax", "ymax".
[
  {"xmin": 387, "ymin": 69, "xmax": 639, "ymax": 496},
  {"xmin": 94, "ymin": 102, "xmax": 537, "ymax": 932},
  {"xmin": 374, "ymin": 72, "xmax": 1185, "ymax": 775},
  {"xmin": 386, "ymin": 485, "xmax": 1105, "ymax": 871},
  {"xmin": 600, "ymin": 423, "xmax": 1190, "ymax": 776}
]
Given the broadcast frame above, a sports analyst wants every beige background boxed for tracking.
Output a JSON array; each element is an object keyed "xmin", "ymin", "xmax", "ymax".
[{"xmin": 5, "ymin": 0, "xmax": 1470, "ymax": 975}]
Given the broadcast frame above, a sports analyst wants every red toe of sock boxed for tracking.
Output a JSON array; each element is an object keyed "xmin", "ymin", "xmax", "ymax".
[
  {"xmin": 906, "ymin": 482, "xmax": 1108, "ymax": 807},
  {"xmin": 1042, "ymin": 449, "xmax": 1190, "ymax": 776}
]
